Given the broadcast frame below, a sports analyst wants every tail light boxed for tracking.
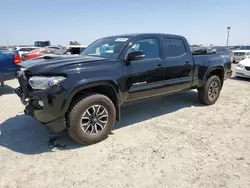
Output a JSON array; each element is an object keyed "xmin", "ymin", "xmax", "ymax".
[{"xmin": 14, "ymin": 54, "xmax": 21, "ymax": 64}]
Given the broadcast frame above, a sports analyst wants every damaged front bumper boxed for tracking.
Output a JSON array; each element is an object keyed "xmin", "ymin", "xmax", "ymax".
[{"xmin": 15, "ymin": 71, "xmax": 68, "ymax": 133}]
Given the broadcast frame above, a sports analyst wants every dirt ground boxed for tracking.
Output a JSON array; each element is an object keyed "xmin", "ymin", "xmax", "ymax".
[{"xmin": 0, "ymin": 65, "xmax": 249, "ymax": 188}]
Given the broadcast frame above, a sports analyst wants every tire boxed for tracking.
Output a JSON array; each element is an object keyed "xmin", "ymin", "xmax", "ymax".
[
  {"xmin": 67, "ymin": 94, "xmax": 116, "ymax": 145},
  {"xmin": 198, "ymin": 75, "xmax": 222, "ymax": 105}
]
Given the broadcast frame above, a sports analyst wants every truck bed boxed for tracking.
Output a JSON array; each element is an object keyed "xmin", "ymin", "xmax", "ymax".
[{"xmin": 192, "ymin": 53, "xmax": 232, "ymax": 87}]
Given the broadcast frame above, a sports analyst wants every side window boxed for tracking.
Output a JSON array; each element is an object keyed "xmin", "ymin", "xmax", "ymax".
[
  {"xmin": 129, "ymin": 38, "xmax": 159, "ymax": 59},
  {"xmin": 42, "ymin": 48, "xmax": 55, "ymax": 54},
  {"xmin": 19, "ymin": 48, "xmax": 28, "ymax": 52},
  {"xmin": 70, "ymin": 48, "xmax": 80, "ymax": 55},
  {"xmin": 163, "ymin": 38, "xmax": 186, "ymax": 57},
  {"xmin": 27, "ymin": 48, "xmax": 34, "ymax": 52}
]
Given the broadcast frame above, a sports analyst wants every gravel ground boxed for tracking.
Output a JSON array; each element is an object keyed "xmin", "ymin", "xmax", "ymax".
[{"xmin": 0, "ymin": 65, "xmax": 250, "ymax": 188}]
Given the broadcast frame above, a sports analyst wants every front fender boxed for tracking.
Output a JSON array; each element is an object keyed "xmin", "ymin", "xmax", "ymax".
[
  {"xmin": 71, "ymin": 78, "xmax": 120, "ymax": 97},
  {"xmin": 63, "ymin": 78, "xmax": 122, "ymax": 111}
]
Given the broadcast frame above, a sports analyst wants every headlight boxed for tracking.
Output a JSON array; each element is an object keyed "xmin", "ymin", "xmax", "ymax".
[
  {"xmin": 28, "ymin": 76, "xmax": 66, "ymax": 90},
  {"xmin": 236, "ymin": 63, "xmax": 244, "ymax": 68}
]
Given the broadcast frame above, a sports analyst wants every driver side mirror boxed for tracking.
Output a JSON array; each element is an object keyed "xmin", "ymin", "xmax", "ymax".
[
  {"xmin": 66, "ymin": 52, "xmax": 71, "ymax": 55},
  {"xmin": 125, "ymin": 51, "xmax": 145, "ymax": 62}
]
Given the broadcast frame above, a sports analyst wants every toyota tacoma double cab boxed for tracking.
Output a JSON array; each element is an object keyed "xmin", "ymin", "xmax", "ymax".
[{"xmin": 15, "ymin": 33, "xmax": 232, "ymax": 144}]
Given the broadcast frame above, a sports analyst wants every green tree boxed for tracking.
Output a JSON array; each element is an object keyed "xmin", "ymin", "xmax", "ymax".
[{"xmin": 69, "ymin": 41, "xmax": 81, "ymax": 45}]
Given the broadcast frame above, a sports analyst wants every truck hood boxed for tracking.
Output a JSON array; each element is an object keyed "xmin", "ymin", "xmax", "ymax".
[
  {"xmin": 239, "ymin": 58, "xmax": 250, "ymax": 66},
  {"xmin": 19, "ymin": 55, "xmax": 107, "ymax": 73}
]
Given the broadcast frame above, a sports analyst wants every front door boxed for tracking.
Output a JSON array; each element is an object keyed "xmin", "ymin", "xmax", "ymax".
[{"xmin": 123, "ymin": 38, "xmax": 165, "ymax": 102}]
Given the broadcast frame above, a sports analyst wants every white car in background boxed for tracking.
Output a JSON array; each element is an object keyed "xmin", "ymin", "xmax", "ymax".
[
  {"xmin": 15, "ymin": 46, "xmax": 40, "ymax": 57},
  {"xmin": 235, "ymin": 58, "xmax": 250, "ymax": 78},
  {"xmin": 54, "ymin": 45, "xmax": 87, "ymax": 55},
  {"xmin": 232, "ymin": 46, "xmax": 250, "ymax": 63}
]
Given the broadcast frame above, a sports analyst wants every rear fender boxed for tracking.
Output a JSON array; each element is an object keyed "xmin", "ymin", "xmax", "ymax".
[{"xmin": 200, "ymin": 66, "xmax": 225, "ymax": 87}]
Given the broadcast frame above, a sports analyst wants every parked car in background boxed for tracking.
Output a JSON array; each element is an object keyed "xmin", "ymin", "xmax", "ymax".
[
  {"xmin": 0, "ymin": 47, "xmax": 8, "ymax": 50},
  {"xmin": 21, "ymin": 47, "xmax": 57, "ymax": 61},
  {"xmin": 46, "ymin": 46, "xmax": 61, "ymax": 50},
  {"xmin": 15, "ymin": 33, "xmax": 232, "ymax": 144},
  {"xmin": 0, "ymin": 50, "xmax": 21, "ymax": 86},
  {"xmin": 54, "ymin": 45, "xmax": 87, "ymax": 55},
  {"xmin": 34, "ymin": 41, "xmax": 51, "ymax": 47},
  {"xmin": 232, "ymin": 46, "xmax": 250, "ymax": 63},
  {"xmin": 235, "ymin": 58, "xmax": 250, "ymax": 78},
  {"xmin": 15, "ymin": 46, "xmax": 40, "ymax": 57},
  {"xmin": 230, "ymin": 46, "xmax": 241, "ymax": 51}
]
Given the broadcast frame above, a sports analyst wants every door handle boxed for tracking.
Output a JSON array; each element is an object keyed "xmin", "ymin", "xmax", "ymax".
[{"xmin": 185, "ymin": 61, "xmax": 190, "ymax": 64}]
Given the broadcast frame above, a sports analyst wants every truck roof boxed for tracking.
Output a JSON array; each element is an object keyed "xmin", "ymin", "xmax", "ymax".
[{"xmin": 107, "ymin": 33, "xmax": 185, "ymax": 39}]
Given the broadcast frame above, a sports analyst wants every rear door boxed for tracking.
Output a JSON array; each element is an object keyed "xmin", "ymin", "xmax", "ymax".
[
  {"xmin": 162, "ymin": 38, "xmax": 194, "ymax": 92},
  {"xmin": 123, "ymin": 38, "xmax": 166, "ymax": 102}
]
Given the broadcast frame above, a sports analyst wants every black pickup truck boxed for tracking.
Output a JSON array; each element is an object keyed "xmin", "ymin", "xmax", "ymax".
[{"xmin": 15, "ymin": 33, "xmax": 232, "ymax": 144}]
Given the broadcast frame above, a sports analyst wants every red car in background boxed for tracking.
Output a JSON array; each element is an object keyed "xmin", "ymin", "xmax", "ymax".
[{"xmin": 21, "ymin": 47, "xmax": 58, "ymax": 61}]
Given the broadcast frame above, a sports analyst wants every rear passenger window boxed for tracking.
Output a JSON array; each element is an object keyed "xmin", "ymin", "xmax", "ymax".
[
  {"xmin": 27, "ymin": 48, "xmax": 34, "ymax": 52},
  {"xmin": 19, "ymin": 48, "xmax": 28, "ymax": 52},
  {"xmin": 163, "ymin": 38, "xmax": 186, "ymax": 57}
]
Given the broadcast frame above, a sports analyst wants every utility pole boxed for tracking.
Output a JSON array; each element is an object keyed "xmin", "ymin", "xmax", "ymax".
[{"xmin": 226, "ymin": 27, "xmax": 231, "ymax": 46}]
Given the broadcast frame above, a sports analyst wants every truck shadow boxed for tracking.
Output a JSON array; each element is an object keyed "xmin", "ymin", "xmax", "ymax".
[
  {"xmin": 0, "ymin": 91, "xmax": 201, "ymax": 155},
  {"xmin": 115, "ymin": 91, "xmax": 201, "ymax": 129},
  {"xmin": 0, "ymin": 85, "xmax": 15, "ymax": 96},
  {"xmin": 0, "ymin": 115, "xmax": 82, "ymax": 155}
]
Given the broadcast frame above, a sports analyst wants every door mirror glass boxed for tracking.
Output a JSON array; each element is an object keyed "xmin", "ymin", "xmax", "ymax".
[{"xmin": 126, "ymin": 51, "xmax": 145, "ymax": 61}]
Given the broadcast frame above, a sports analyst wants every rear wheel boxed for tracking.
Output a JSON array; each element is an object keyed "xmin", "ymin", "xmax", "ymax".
[
  {"xmin": 198, "ymin": 75, "xmax": 222, "ymax": 105},
  {"xmin": 67, "ymin": 94, "xmax": 116, "ymax": 144}
]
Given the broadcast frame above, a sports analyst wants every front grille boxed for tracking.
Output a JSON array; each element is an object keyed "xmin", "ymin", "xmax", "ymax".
[
  {"xmin": 29, "ymin": 99, "xmax": 43, "ymax": 110},
  {"xmin": 234, "ymin": 52, "xmax": 245, "ymax": 56},
  {"xmin": 245, "ymin": 66, "xmax": 250, "ymax": 71}
]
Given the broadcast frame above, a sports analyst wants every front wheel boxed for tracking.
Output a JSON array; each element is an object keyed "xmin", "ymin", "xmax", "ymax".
[
  {"xmin": 198, "ymin": 75, "xmax": 222, "ymax": 105},
  {"xmin": 67, "ymin": 94, "xmax": 116, "ymax": 144}
]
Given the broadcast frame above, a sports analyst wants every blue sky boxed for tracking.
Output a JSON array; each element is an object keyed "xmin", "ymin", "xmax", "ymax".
[{"xmin": 1, "ymin": 0, "xmax": 249, "ymax": 46}]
